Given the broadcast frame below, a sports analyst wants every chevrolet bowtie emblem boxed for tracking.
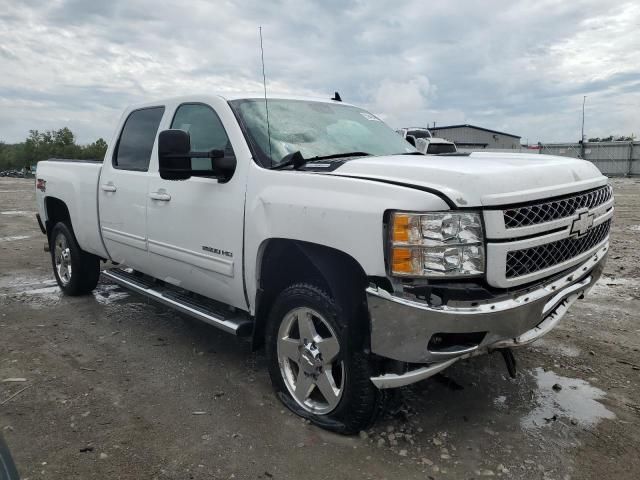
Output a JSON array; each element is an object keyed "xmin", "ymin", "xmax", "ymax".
[{"xmin": 570, "ymin": 209, "xmax": 595, "ymax": 237}]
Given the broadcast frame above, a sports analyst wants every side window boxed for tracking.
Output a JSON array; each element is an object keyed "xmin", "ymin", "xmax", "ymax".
[
  {"xmin": 171, "ymin": 103, "xmax": 233, "ymax": 170},
  {"xmin": 113, "ymin": 107, "xmax": 165, "ymax": 171}
]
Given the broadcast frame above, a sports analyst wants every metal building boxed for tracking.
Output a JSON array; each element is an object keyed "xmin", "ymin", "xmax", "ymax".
[{"xmin": 429, "ymin": 124, "xmax": 521, "ymax": 149}]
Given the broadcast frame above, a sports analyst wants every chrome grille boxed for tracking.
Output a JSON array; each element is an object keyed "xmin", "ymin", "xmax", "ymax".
[
  {"xmin": 503, "ymin": 185, "xmax": 612, "ymax": 229},
  {"xmin": 506, "ymin": 220, "xmax": 611, "ymax": 279}
]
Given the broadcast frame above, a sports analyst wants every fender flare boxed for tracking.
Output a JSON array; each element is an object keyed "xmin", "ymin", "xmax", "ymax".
[{"xmin": 252, "ymin": 239, "xmax": 369, "ymax": 350}]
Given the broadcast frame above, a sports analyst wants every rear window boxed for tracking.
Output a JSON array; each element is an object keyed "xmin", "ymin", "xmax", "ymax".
[
  {"xmin": 427, "ymin": 143, "xmax": 457, "ymax": 154},
  {"xmin": 408, "ymin": 129, "xmax": 432, "ymax": 139},
  {"xmin": 113, "ymin": 107, "xmax": 165, "ymax": 171}
]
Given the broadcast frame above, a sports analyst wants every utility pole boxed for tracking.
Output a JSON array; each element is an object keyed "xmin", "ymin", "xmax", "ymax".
[{"xmin": 581, "ymin": 95, "xmax": 586, "ymax": 158}]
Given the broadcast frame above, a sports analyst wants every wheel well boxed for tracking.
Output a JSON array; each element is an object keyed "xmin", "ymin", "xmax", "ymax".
[
  {"xmin": 44, "ymin": 197, "xmax": 71, "ymax": 240},
  {"xmin": 252, "ymin": 239, "xmax": 369, "ymax": 350}
]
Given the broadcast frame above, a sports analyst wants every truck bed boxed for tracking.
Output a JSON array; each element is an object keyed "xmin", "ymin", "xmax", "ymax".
[{"xmin": 35, "ymin": 158, "xmax": 108, "ymax": 259}]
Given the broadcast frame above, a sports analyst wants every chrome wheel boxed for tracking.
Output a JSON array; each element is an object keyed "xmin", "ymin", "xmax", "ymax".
[
  {"xmin": 277, "ymin": 307, "xmax": 345, "ymax": 415},
  {"xmin": 54, "ymin": 232, "xmax": 72, "ymax": 286}
]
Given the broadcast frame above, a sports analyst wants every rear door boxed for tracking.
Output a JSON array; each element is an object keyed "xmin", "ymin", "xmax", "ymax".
[
  {"xmin": 98, "ymin": 106, "xmax": 164, "ymax": 270},
  {"xmin": 145, "ymin": 100, "xmax": 248, "ymax": 309}
]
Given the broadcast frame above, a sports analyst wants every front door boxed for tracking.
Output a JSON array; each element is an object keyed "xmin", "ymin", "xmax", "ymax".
[
  {"xmin": 146, "ymin": 101, "xmax": 247, "ymax": 309},
  {"xmin": 98, "ymin": 106, "xmax": 165, "ymax": 270}
]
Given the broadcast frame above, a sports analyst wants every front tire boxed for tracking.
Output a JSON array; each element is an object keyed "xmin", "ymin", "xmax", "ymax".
[
  {"xmin": 266, "ymin": 283, "xmax": 383, "ymax": 434},
  {"xmin": 49, "ymin": 222, "xmax": 100, "ymax": 296}
]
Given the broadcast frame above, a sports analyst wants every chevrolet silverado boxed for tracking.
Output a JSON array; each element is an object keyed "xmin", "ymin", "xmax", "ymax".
[{"xmin": 34, "ymin": 94, "xmax": 613, "ymax": 433}]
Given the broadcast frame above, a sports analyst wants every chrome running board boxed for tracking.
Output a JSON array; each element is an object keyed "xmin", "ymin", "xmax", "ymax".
[{"xmin": 102, "ymin": 268, "xmax": 253, "ymax": 336}]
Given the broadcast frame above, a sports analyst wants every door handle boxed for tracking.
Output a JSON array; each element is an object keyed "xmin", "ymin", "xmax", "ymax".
[
  {"xmin": 149, "ymin": 191, "xmax": 171, "ymax": 201},
  {"xmin": 101, "ymin": 183, "xmax": 117, "ymax": 192}
]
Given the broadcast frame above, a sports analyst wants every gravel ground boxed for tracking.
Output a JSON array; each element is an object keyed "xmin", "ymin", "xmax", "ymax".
[{"xmin": 1, "ymin": 176, "xmax": 639, "ymax": 480}]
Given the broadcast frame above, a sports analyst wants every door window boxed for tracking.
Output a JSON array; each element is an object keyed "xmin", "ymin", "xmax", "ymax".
[
  {"xmin": 113, "ymin": 107, "xmax": 165, "ymax": 171},
  {"xmin": 171, "ymin": 103, "xmax": 234, "ymax": 170}
]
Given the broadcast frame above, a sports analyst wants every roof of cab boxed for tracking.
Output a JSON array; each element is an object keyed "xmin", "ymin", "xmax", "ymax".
[{"xmin": 127, "ymin": 93, "xmax": 355, "ymax": 111}]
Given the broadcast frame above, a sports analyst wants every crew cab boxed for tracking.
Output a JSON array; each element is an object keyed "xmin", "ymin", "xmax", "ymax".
[
  {"xmin": 35, "ymin": 94, "xmax": 613, "ymax": 434},
  {"xmin": 396, "ymin": 127, "xmax": 457, "ymax": 154}
]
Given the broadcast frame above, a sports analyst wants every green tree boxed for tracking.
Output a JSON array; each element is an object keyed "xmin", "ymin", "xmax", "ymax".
[
  {"xmin": 54, "ymin": 127, "xmax": 75, "ymax": 146},
  {"xmin": 80, "ymin": 138, "xmax": 108, "ymax": 160},
  {"xmin": 0, "ymin": 128, "xmax": 109, "ymax": 170}
]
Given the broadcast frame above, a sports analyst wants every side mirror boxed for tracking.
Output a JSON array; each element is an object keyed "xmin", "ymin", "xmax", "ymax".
[
  {"xmin": 158, "ymin": 129, "xmax": 192, "ymax": 181},
  {"xmin": 158, "ymin": 129, "xmax": 237, "ymax": 182}
]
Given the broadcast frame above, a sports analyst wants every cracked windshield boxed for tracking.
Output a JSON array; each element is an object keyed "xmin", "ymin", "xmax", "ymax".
[{"xmin": 231, "ymin": 99, "xmax": 416, "ymax": 166}]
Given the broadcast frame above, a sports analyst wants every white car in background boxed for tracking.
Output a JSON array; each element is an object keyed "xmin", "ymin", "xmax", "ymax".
[{"xmin": 397, "ymin": 127, "xmax": 457, "ymax": 154}]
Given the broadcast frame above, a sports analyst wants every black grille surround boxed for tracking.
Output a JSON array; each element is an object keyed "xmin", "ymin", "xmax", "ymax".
[
  {"xmin": 506, "ymin": 220, "xmax": 611, "ymax": 279},
  {"xmin": 503, "ymin": 185, "xmax": 612, "ymax": 229}
]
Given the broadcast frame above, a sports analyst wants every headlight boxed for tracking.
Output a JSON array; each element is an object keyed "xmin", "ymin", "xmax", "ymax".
[{"xmin": 389, "ymin": 212, "xmax": 485, "ymax": 277}]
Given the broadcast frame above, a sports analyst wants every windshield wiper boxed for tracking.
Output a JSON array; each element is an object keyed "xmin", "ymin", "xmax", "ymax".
[
  {"xmin": 308, "ymin": 151, "xmax": 371, "ymax": 161},
  {"xmin": 270, "ymin": 151, "xmax": 371, "ymax": 170},
  {"xmin": 400, "ymin": 151, "xmax": 425, "ymax": 155},
  {"xmin": 270, "ymin": 151, "xmax": 307, "ymax": 170}
]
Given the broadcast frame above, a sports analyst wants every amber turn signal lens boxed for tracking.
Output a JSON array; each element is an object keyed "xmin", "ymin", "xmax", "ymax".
[
  {"xmin": 392, "ymin": 213, "xmax": 410, "ymax": 243},
  {"xmin": 391, "ymin": 247, "xmax": 414, "ymax": 274}
]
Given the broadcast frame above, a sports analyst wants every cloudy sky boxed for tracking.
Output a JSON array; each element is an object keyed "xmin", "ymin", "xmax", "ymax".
[{"xmin": 0, "ymin": 0, "xmax": 638, "ymax": 145}]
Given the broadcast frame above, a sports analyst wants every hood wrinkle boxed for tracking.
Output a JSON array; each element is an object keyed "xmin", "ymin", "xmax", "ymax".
[{"xmin": 326, "ymin": 152, "xmax": 606, "ymax": 207}]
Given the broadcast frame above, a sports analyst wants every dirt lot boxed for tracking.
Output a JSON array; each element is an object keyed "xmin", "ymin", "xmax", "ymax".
[{"xmin": 1, "ymin": 176, "xmax": 639, "ymax": 479}]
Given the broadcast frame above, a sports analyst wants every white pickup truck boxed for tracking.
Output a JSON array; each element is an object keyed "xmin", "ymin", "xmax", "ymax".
[
  {"xmin": 396, "ymin": 127, "xmax": 458, "ymax": 154},
  {"xmin": 35, "ymin": 94, "xmax": 614, "ymax": 434}
]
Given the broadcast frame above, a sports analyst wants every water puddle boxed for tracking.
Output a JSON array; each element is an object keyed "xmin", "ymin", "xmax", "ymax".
[
  {"xmin": 0, "ymin": 211, "xmax": 34, "ymax": 216},
  {"xmin": 0, "ymin": 235, "xmax": 30, "ymax": 242},
  {"xmin": 93, "ymin": 284, "xmax": 130, "ymax": 304},
  {"xmin": 0, "ymin": 276, "xmax": 130, "ymax": 306},
  {"xmin": 0, "ymin": 276, "xmax": 57, "ymax": 289},
  {"xmin": 521, "ymin": 368, "xmax": 615, "ymax": 429},
  {"xmin": 0, "ymin": 277, "xmax": 61, "ymax": 302},
  {"xmin": 17, "ymin": 285, "xmax": 61, "ymax": 300}
]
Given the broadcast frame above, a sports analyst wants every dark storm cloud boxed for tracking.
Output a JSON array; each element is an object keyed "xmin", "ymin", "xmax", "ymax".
[{"xmin": 0, "ymin": 0, "xmax": 637, "ymax": 144}]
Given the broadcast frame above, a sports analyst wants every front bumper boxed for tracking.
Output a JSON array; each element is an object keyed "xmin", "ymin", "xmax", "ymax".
[{"xmin": 367, "ymin": 242, "xmax": 608, "ymax": 388}]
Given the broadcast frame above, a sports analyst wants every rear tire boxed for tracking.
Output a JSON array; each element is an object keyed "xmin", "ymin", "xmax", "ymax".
[
  {"xmin": 266, "ymin": 283, "xmax": 384, "ymax": 434},
  {"xmin": 49, "ymin": 222, "xmax": 100, "ymax": 296}
]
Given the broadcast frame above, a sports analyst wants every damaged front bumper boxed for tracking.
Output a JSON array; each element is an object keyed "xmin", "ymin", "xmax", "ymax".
[{"xmin": 367, "ymin": 243, "xmax": 608, "ymax": 389}]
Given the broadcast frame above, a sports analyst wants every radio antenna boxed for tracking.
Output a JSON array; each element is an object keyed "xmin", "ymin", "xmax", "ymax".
[{"xmin": 259, "ymin": 26, "xmax": 273, "ymax": 164}]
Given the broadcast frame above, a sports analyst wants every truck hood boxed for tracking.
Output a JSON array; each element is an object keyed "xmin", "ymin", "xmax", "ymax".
[{"xmin": 327, "ymin": 152, "xmax": 607, "ymax": 207}]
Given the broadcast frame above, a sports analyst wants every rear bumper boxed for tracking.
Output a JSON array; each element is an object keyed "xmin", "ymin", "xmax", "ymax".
[{"xmin": 367, "ymin": 242, "xmax": 608, "ymax": 388}]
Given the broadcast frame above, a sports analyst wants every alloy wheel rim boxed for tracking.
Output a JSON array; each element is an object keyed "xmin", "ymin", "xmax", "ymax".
[
  {"xmin": 277, "ymin": 306, "xmax": 345, "ymax": 415},
  {"xmin": 54, "ymin": 233, "xmax": 72, "ymax": 286}
]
